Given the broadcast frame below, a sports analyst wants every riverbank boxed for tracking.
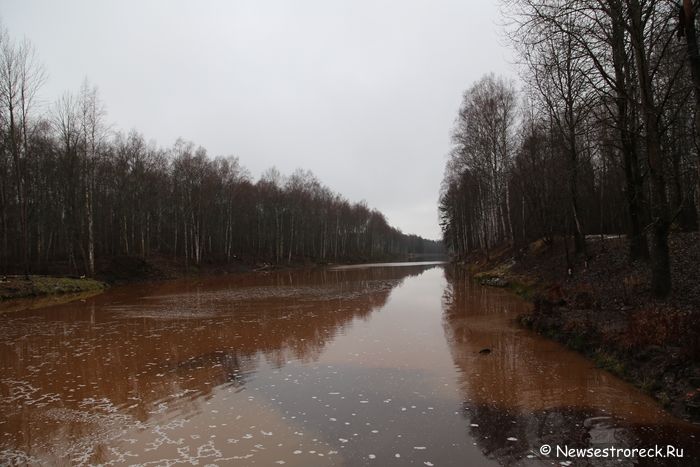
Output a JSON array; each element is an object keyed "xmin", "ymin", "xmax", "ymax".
[
  {"xmin": 0, "ymin": 254, "xmax": 440, "ymax": 311},
  {"xmin": 0, "ymin": 275, "xmax": 107, "ymax": 301},
  {"xmin": 461, "ymin": 232, "xmax": 700, "ymax": 423},
  {"xmin": 0, "ymin": 256, "xmax": 260, "ymax": 311}
]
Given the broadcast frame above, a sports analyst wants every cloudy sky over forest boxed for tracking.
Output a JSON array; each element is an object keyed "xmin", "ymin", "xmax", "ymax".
[{"xmin": 2, "ymin": 0, "xmax": 516, "ymax": 239}]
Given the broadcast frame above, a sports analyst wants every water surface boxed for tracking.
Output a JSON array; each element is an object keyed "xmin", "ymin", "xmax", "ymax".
[{"xmin": 0, "ymin": 263, "xmax": 697, "ymax": 466}]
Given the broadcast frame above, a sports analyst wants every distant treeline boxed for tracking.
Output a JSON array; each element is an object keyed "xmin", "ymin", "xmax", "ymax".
[
  {"xmin": 0, "ymin": 26, "xmax": 441, "ymax": 276},
  {"xmin": 440, "ymin": 0, "xmax": 699, "ymax": 297}
]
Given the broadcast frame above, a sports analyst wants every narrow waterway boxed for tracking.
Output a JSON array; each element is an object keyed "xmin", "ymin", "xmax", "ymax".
[{"xmin": 0, "ymin": 263, "xmax": 697, "ymax": 466}]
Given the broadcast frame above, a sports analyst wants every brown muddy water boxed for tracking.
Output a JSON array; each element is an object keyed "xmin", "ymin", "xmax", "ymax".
[{"xmin": 0, "ymin": 263, "xmax": 697, "ymax": 466}]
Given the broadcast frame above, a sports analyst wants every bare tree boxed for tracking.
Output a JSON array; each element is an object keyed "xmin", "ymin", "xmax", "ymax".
[
  {"xmin": 0, "ymin": 27, "xmax": 46, "ymax": 274},
  {"xmin": 626, "ymin": 0, "xmax": 677, "ymax": 296},
  {"xmin": 0, "ymin": 24, "xmax": 440, "ymax": 276},
  {"xmin": 678, "ymin": 0, "xmax": 700, "ymax": 221},
  {"xmin": 78, "ymin": 79, "xmax": 107, "ymax": 276},
  {"xmin": 448, "ymin": 74, "xmax": 518, "ymax": 259},
  {"xmin": 507, "ymin": 0, "xmax": 600, "ymax": 257},
  {"xmin": 51, "ymin": 92, "xmax": 81, "ymax": 271}
]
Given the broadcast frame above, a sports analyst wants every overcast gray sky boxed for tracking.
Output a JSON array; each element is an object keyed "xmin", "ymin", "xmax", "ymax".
[{"xmin": 1, "ymin": 0, "xmax": 515, "ymax": 240}]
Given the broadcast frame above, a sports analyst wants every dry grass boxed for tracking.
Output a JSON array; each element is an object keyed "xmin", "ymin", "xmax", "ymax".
[{"xmin": 0, "ymin": 275, "xmax": 106, "ymax": 301}]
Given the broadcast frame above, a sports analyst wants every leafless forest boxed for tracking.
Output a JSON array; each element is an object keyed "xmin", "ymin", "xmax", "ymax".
[
  {"xmin": 440, "ymin": 0, "xmax": 700, "ymax": 297},
  {"xmin": 0, "ymin": 27, "xmax": 442, "ymax": 277}
]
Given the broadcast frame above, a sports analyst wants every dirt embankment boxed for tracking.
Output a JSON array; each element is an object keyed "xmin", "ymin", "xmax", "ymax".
[
  {"xmin": 463, "ymin": 232, "xmax": 700, "ymax": 423},
  {"xmin": 0, "ymin": 255, "xmax": 253, "ymax": 308},
  {"xmin": 0, "ymin": 275, "xmax": 106, "ymax": 301},
  {"xmin": 0, "ymin": 253, "xmax": 375, "ymax": 310}
]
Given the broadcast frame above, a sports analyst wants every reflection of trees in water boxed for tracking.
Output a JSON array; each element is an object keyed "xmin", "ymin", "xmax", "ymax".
[
  {"xmin": 441, "ymin": 266, "xmax": 697, "ymax": 467},
  {"xmin": 173, "ymin": 350, "xmax": 253, "ymax": 388},
  {"xmin": 0, "ymin": 264, "xmax": 434, "ymax": 455},
  {"xmin": 463, "ymin": 402, "xmax": 645, "ymax": 466}
]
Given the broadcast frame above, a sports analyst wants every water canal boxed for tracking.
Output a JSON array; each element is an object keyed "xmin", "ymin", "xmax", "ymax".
[{"xmin": 1, "ymin": 263, "xmax": 697, "ymax": 465}]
